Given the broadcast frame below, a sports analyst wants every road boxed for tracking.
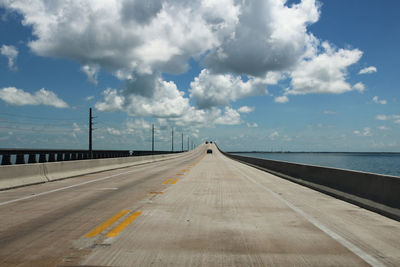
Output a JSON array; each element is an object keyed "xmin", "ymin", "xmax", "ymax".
[{"xmin": 0, "ymin": 144, "xmax": 399, "ymax": 266}]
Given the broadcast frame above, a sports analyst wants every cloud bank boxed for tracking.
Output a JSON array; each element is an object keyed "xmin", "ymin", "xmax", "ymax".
[
  {"xmin": 1, "ymin": 0, "xmax": 366, "ymax": 127},
  {"xmin": 376, "ymin": 115, "xmax": 400, "ymax": 124},
  {"xmin": 0, "ymin": 87, "xmax": 69, "ymax": 108}
]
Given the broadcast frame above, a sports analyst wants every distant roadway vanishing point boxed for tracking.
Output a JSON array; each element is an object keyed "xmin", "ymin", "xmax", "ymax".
[{"xmin": 0, "ymin": 143, "xmax": 399, "ymax": 266}]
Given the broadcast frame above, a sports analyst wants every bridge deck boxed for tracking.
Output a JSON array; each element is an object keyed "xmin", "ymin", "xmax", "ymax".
[{"xmin": 0, "ymin": 144, "xmax": 399, "ymax": 266}]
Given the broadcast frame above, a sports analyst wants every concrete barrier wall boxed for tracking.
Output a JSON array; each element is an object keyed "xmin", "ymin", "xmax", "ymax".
[
  {"xmin": 0, "ymin": 164, "xmax": 48, "ymax": 189},
  {"xmin": 0, "ymin": 152, "xmax": 187, "ymax": 190},
  {"xmin": 222, "ymin": 152, "xmax": 400, "ymax": 221}
]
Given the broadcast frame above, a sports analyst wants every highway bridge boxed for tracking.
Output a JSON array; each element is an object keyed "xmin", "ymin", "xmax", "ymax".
[{"xmin": 0, "ymin": 143, "xmax": 399, "ymax": 266}]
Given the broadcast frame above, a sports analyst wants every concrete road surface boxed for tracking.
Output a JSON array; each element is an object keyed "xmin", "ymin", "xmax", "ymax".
[{"xmin": 0, "ymin": 144, "xmax": 399, "ymax": 266}]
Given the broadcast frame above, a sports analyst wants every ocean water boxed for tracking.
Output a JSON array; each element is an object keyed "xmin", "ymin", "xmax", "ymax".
[{"xmin": 233, "ymin": 152, "xmax": 400, "ymax": 177}]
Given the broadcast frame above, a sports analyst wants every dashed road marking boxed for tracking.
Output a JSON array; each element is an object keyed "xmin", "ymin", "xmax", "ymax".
[
  {"xmin": 106, "ymin": 211, "xmax": 142, "ymax": 237},
  {"xmin": 148, "ymin": 192, "xmax": 163, "ymax": 195},
  {"xmin": 162, "ymin": 179, "xmax": 172, "ymax": 185},
  {"xmin": 85, "ymin": 209, "xmax": 130, "ymax": 238}
]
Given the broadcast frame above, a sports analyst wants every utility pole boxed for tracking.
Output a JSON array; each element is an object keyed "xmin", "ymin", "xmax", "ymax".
[
  {"xmin": 89, "ymin": 108, "xmax": 93, "ymax": 159},
  {"xmin": 181, "ymin": 133, "xmax": 183, "ymax": 152},
  {"xmin": 187, "ymin": 136, "xmax": 189, "ymax": 151},
  {"xmin": 171, "ymin": 127, "xmax": 174, "ymax": 152},
  {"xmin": 152, "ymin": 124, "xmax": 154, "ymax": 153}
]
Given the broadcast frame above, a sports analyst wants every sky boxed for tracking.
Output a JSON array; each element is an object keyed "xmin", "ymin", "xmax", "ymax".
[{"xmin": 0, "ymin": 0, "xmax": 399, "ymax": 152}]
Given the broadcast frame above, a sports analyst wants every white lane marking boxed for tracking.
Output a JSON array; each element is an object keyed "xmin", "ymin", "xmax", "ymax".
[
  {"xmin": 94, "ymin": 187, "xmax": 119, "ymax": 190},
  {"xmin": 0, "ymin": 152, "xmax": 203, "ymax": 207},
  {"xmin": 229, "ymin": 160, "xmax": 385, "ymax": 267},
  {"xmin": 0, "ymin": 169, "xmax": 138, "ymax": 207}
]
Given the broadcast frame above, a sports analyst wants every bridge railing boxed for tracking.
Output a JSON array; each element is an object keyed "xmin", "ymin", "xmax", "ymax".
[
  {"xmin": 0, "ymin": 149, "xmax": 130, "ymax": 165},
  {"xmin": 132, "ymin": 150, "xmax": 186, "ymax": 156},
  {"xmin": 0, "ymin": 149, "xmax": 186, "ymax": 165}
]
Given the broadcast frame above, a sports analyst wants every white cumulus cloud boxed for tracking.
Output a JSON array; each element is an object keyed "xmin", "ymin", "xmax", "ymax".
[
  {"xmin": 190, "ymin": 69, "xmax": 268, "ymax": 108},
  {"xmin": 204, "ymin": 0, "xmax": 320, "ymax": 77},
  {"xmin": 126, "ymin": 118, "xmax": 152, "ymax": 131},
  {"xmin": 96, "ymin": 77, "xmax": 189, "ymax": 118},
  {"xmin": 288, "ymin": 42, "xmax": 363, "ymax": 95},
  {"xmin": 95, "ymin": 88, "xmax": 124, "ymax": 112},
  {"xmin": 81, "ymin": 64, "xmax": 99, "ymax": 84},
  {"xmin": 376, "ymin": 115, "xmax": 400, "ymax": 124},
  {"xmin": 353, "ymin": 127, "xmax": 371, "ymax": 137},
  {"xmin": 214, "ymin": 107, "xmax": 241, "ymax": 125},
  {"xmin": 376, "ymin": 115, "xmax": 388, "ymax": 121},
  {"xmin": 0, "ymin": 87, "xmax": 69, "ymax": 108},
  {"xmin": 1, "ymin": 44, "xmax": 18, "ymax": 70},
  {"xmin": 1, "ymin": 0, "xmax": 222, "ymax": 77},
  {"xmin": 238, "ymin": 106, "xmax": 255, "ymax": 113},
  {"xmin": 72, "ymin": 122, "xmax": 82, "ymax": 138},
  {"xmin": 359, "ymin": 66, "xmax": 377, "ymax": 75},
  {"xmin": 352, "ymin": 82, "xmax": 365, "ymax": 93},
  {"xmin": 107, "ymin": 127, "xmax": 122, "ymax": 136},
  {"xmin": 275, "ymin": 95, "xmax": 289, "ymax": 103},
  {"xmin": 246, "ymin": 122, "xmax": 258, "ymax": 128},
  {"xmin": 1, "ymin": 0, "xmax": 369, "ymax": 121},
  {"xmin": 269, "ymin": 131, "xmax": 279, "ymax": 140},
  {"xmin": 372, "ymin": 96, "xmax": 387, "ymax": 105}
]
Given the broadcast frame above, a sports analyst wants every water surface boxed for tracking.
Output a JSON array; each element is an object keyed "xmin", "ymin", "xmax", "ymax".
[{"xmin": 232, "ymin": 152, "xmax": 400, "ymax": 177}]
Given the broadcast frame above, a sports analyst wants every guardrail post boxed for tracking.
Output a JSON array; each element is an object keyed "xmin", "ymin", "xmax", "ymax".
[
  {"xmin": 57, "ymin": 152, "xmax": 63, "ymax": 161},
  {"xmin": 48, "ymin": 153, "xmax": 56, "ymax": 162},
  {"xmin": 1, "ymin": 153, "xmax": 11, "ymax": 165},
  {"xmin": 78, "ymin": 153, "xmax": 83, "ymax": 160},
  {"xmin": 16, "ymin": 153, "xmax": 25, "ymax": 164},
  {"xmin": 71, "ymin": 153, "xmax": 77, "ymax": 160},
  {"xmin": 64, "ymin": 152, "xmax": 70, "ymax": 161},
  {"xmin": 28, "ymin": 153, "xmax": 37, "ymax": 164},
  {"xmin": 39, "ymin": 153, "xmax": 46, "ymax": 163}
]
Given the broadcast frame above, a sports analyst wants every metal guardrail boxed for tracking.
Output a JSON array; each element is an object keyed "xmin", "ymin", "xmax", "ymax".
[{"xmin": 0, "ymin": 149, "xmax": 186, "ymax": 165}]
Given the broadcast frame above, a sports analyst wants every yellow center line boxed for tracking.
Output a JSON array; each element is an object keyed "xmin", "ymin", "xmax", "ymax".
[
  {"xmin": 162, "ymin": 179, "xmax": 172, "ymax": 185},
  {"xmin": 171, "ymin": 179, "xmax": 179, "ymax": 184},
  {"xmin": 148, "ymin": 191, "xmax": 163, "ymax": 195},
  {"xmin": 106, "ymin": 211, "xmax": 142, "ymax": 237},
  {"xmin": 85, "ymin": 209, "xmax": 130, "ymax": 238}
]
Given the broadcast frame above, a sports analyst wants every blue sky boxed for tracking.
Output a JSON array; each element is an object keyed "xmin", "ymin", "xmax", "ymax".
[{"xmin": 0, "ymin": 0, "xmax": 399, "ymax": 152}]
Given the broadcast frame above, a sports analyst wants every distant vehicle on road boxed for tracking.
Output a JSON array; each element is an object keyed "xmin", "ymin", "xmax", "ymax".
[
  {"xmin": 210, "ymin": 141, "xmax": 213, "ymax": 144},
  {"xmin": 205, "ymin": 141, "xmax": 208, "ymax": 144},
  {"xmin": 207, "ymin": 149, "xmax": 212, "ymax": 154}
]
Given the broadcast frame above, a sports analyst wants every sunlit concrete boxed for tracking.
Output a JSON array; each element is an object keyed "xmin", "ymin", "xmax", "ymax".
[{"xmin": 0, "ymin": 144, "xmax": 399, "ymax": 266}]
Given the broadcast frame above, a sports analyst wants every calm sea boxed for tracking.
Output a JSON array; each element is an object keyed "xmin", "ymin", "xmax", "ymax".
[{"xmin": 233, "ymin": 152, "xmax": 400, "ymax": 177}]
